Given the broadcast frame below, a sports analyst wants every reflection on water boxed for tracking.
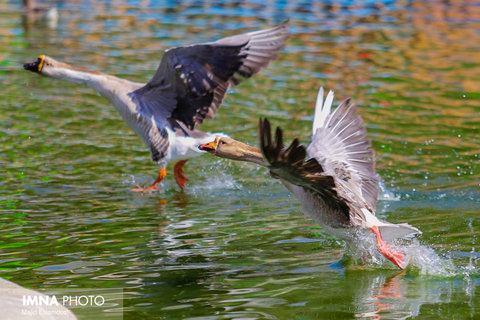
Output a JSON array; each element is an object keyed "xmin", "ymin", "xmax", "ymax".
[
  {"xmin": 352, "ymin": 270, "xmax": 475, "ymax": 319},
  {"xmin": 353, "ymin": 242, "xmax": 477, "ymax": 317},
  {"xmin": 0, "ymin": 0, "xmax": 479, "ymax": 319}
]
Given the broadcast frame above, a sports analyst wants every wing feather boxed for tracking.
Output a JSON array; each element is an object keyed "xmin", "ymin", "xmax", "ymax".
[
  {"xmin": 129, "ymin": 20, "xmax": 289, "ymax": 131},
  {"xmin": 258, "ymin": 118, "xmax": 350, "ymax": 218},
  {"xmin": 307, "ymin": 88, "xmax": 378, "ymax": 212}
]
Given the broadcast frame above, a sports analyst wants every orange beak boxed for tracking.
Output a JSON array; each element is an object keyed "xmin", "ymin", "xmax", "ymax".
[
  {"xmin": 199, "ymin": 138, "xmax": 218, "ymax": 154},
  {"xmin": 24, "ymin": 54, "xmax": 45, "ymax": 73}
]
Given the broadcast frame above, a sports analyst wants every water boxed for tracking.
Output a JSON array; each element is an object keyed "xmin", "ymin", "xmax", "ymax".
[{"xmin": 1, "ymin": 0, "xmax": 479, "ymax": 319}]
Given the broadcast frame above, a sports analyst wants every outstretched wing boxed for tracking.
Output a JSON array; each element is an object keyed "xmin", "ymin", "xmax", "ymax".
[
  {"xmin": 258, "ymin": 118, "xmax": 350, "ymax": 217},
  {"xmin": 307, "ymin": 88, "xmax": 378, "ymax": 212},
  {"xmin": 129, "ymin": 21, "xmax": 289, "ymax": 131}
]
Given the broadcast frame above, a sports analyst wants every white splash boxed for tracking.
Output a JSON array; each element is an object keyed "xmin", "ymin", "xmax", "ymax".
[
  {"xmin": 340, "ymin": 230, "xmax": 479, "ymax": 277},
  {"xmin": 377, "ymin": 176, "xmax": 400, "ymax": 201},
  {"xmin": 406, "ymin": 241, "xmax": 457, "ymax": 276}
]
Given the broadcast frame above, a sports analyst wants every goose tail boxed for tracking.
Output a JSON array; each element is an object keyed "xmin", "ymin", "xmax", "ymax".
[
  {"xmin": 361, "ymin": 207, "xmax": 421, "ymax": 242},
  {"xmin": 312, "ymin": 87, "xmax": 334, "ymax": 135},
  {"xmin": 377, "ymin": 223, "xmax": 421, "ymax": 242}
]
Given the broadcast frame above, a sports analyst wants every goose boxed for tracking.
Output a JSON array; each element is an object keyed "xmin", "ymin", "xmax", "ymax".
[
  {"xmin": 23, "ymin": 21, "xmax": 289, "ymax": 191},
  {"xmin": 199, "ymin": 88, "xmax": 421, "ymax": 269},
  {"xmin": 22, "ymin": 0, "xmax": 58, "ymax": 26}
]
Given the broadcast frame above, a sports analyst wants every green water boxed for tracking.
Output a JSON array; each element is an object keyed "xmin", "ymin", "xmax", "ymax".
[{"xmin": 1, "ymin": 1, "xmax": 479, "ymax": 319}]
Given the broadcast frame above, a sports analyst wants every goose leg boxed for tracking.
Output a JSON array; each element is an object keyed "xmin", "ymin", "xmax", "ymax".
[
  {"xmin": 131, "ymin": 168, "xmax": 167, "ymax": 192},
  {"xmin": 370, "ymin": 226, "xmax": 406, "ymax": 269},
  {"xmin": 173, "ymin": 160, "xmax": 189, "ymax": 189}
]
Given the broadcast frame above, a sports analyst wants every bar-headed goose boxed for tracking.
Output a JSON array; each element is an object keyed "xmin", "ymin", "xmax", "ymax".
[
  {"xmin": 24, "ymin": 21, "xmax": 289, "ymax": 191},
  {"xmin": 199, "ymin": 88, "xmax": 421, "ymax": 269}
]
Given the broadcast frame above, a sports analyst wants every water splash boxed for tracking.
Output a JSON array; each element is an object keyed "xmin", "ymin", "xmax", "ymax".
[
  {"xmin": 377, "ymin": 176, "xmax": 400, "ymax": 201},
  {"xmin": 121, "ymin": 167, "xmax": 241, "ymax": 193},
  {"xmin": 341, "ymin": 230, "xmax": 398, "ymax": 270},
  {"xmin": 405, "ymin": 241, "xmax": 457, "ymax": 276},
  {"xmin": 192, "ymin": 175, "xmax": 241, "ymax": 191},
  {"xmin": 340, "ymin": 229, "xmax": 478, "ymax": 278},
  {"xmin": 188, "ymin": 171, "xmax": 242, "ymax": 198}
]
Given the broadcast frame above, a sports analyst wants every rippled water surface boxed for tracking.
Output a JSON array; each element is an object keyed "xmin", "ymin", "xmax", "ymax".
[{"xmin": 1, "ymin": 0, "xmax": 479, "ymax": 319}]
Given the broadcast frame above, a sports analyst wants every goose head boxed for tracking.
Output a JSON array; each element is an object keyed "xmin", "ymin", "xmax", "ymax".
[
  {"xmin": 199, "ymin": 137, "xmax": 266, "ymax": 167},
  {"xmin": 24, "ymin": 55, "xmax": 52, "ymax": 74}
]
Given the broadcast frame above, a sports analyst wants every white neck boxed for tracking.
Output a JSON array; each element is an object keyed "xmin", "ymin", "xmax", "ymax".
[{"xmin": 43, "ymin": 66, "xmax": 124, "ymax": 101}]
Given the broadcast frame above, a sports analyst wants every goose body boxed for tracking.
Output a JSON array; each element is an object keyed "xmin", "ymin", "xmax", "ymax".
[
  {"xmin": 24, "ymin": 21, "xmax": 289, "ymax": 191},
  {"xmin": 199, "ymin": 88, "xmax": 421, "ymax": 269},
  {"xmin": 22, "ymin": 0, "xmax": 59, "ymax": 26}
]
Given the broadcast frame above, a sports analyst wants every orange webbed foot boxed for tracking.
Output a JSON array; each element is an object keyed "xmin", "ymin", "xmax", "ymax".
[
  {"xmin": 371, "ymin": 226, "xmax": 407, "ymax": 269},
  {"xmin": 377, "ymin": 242, "xmax": 406, "ymax": 269},
  {"xmin": 130, "ymin": 185, "xmax": 159, "ymax": 192},
  {"xmin": 130, "ymin": 168, "xmax": 167, "ymax": 192},
  {"xmin": 173, "ymin": 160, "xmax": 189, "ymax": 189}
]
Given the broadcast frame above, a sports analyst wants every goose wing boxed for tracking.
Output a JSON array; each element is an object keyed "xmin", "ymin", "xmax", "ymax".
[
  {"xmin": 129, "ymin": 21, "xmax": 289, "ymax": 131},
  {"xmin": 307, "ymin": 88, "xmax": 378, "ymax": 213},
  {"xmin": 258, "ymin": 118, "xmax": 350, "ymax": 218}
]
